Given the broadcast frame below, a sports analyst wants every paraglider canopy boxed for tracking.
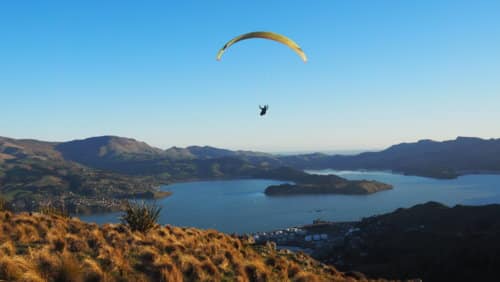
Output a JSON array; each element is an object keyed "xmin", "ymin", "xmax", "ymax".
[{"xmin": 216, "ymin": 31, "xmax": 307, "ymax": 62}]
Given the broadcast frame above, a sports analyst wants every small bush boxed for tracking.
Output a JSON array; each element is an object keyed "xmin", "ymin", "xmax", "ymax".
[{"xmin": 120, "ymin": 200, "xmax": 161, "ymax": 233}]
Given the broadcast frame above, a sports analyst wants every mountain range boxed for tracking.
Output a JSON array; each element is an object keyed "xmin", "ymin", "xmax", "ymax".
[
  {"xmin": 2, "ymin": 135, "xmax": 500, "ymax": 212},
  {"xmin": 0, "ymin": 136, "xmax": 385, "ymax": 213},
  {"xmin": 280, "ymin": 136, "xmax": 500, "ymax": 178},
  {"xmin": 41, "ymin": 135, "xmax": 500, "ymax": 179}
]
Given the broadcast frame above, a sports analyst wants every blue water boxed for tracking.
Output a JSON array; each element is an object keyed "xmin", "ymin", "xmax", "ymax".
[{"xmin": 79, "ymin": 171, "xmax": 500, "ymax": 234}]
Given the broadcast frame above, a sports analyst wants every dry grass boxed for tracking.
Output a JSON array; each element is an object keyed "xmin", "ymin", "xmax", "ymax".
[{"xmin": 0, "ymin": 211, "xmax": 387, "ymax": 282}]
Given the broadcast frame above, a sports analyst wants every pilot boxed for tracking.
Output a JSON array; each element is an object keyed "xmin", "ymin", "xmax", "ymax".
[{"xmin": 259, "ymin": 105, "xmax": 269, "ymax": 116}]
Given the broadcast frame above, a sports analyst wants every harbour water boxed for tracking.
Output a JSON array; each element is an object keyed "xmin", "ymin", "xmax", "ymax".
[{"xmin": 79, "ymin": 170, "xmax": 500, "ymax": 233}]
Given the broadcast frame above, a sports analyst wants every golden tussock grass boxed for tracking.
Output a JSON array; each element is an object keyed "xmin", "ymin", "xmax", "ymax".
[{"xmin": 0, "ymin": 211, "xmax": 381, "ymax": 282}]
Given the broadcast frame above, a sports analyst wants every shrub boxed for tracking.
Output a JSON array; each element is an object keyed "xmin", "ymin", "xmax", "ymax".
[{"xmin": 120, "ymin": 200, "xmax": 161, "ymax": 233}]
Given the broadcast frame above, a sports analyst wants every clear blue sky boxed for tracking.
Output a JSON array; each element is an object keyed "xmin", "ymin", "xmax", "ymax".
[{"xmin": 1, "ymin": 1, "xmax": 499, "ymax": 152}]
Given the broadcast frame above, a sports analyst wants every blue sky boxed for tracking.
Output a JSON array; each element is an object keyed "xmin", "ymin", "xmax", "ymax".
[{"xmin": 1, "ymin": 1, "xmax": 499, "ymax": 152}]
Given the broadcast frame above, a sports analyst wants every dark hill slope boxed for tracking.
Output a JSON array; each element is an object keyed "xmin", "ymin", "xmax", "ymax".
[
  {"xmin": 326, "ymin": 202, "xmax": 500, "ymax": 282},
  {"xmin": 280, "ymin": 137, "xmax": 500, "ymax": 178}
]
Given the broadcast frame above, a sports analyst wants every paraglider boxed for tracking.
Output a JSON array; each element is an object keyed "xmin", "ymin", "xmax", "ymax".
[
  {"xmin": 216, "ymin": 31, "xmax": 307, "ymax": 62},
  {"xmin": 259, "ymin": 105, "xmax": 269, "ymax": 116},
  {"xmin": 216, "ymin": 31, "xmax": 307, "ymax": 116}
]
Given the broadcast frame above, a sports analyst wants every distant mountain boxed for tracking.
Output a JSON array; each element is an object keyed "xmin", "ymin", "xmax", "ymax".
[
  {"xmin": 185, "ymin": 145, "xmax": 273, "ymax": 159},
  {"xmin": 54, "ymin": 137, "xmax": 279, "ymax": 173},
  {"xmin": 56, "ymin": 136, "xmax": 166, "ymax": 163},
  {"xmin": 279, "ymin": 137, "xmax": 500, "ymax": 178},
  {"xmin": 185, "ymin": 145, "xmax": 238, "ymax": 159},
  {"xmin": 164, "ymin": 146, "xmax": 195, "ymax": 160},
  {"xmin": 6, "ymin": 135, "xmax": 500, "ymax": 182}
]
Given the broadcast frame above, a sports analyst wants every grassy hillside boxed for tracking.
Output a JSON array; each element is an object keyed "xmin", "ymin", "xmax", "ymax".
[{"xmin": 0, "ymin": 211, "xmax": 386, "ymax": 282}]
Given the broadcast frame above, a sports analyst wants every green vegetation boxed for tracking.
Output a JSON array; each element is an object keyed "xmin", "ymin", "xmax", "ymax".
[{"xmin": 121, "ymin": 200, "xmax": 162, "ymax": 233}]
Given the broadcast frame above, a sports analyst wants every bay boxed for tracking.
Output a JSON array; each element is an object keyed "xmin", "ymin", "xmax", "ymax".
[{"xmin": 79, "ymin": 171, "xmax": 500, "ymax": 233}]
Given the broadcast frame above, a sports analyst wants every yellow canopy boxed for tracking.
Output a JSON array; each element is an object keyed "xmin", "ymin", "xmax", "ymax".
[{"xmin": 216, "ymin": 31, "xmax": 307, "ymax": 62}]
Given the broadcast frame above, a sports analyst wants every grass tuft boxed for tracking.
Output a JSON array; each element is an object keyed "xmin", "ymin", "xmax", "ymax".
[{"xmin": 120, "ymin": 200, "xmax": 161, "ymax": 233}]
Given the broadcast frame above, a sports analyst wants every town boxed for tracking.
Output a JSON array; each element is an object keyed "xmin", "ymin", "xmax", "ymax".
[{"xmin": 248, "ymin": 219, "xmax": 362, "ymax": 261}]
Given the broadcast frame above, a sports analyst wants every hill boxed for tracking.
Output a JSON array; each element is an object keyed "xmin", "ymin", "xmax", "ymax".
[
  {"xmin": 0, "ymin": 137, "xmax": 167, "ymax": 213},
  {"xmin": 265, "ymin": 181, "xmax": 392, "ymax": 196},
  {"xmin": 54, "ymin": 137, "xmax": 278, "ymax": 176},
  {"xmin": 319, "ymin": 202, "xmax": 500, "ymax": 282},
  {"xmin": 56, "ymin": 136, "xmax": 166, "ymax": 163},
  {"xmin": 279, "ymin": 137, "xmax": 500, "ymax": 178},
  {"xmin": 0, "ymin": 211, "xmax": 379, "ymax": 282}
]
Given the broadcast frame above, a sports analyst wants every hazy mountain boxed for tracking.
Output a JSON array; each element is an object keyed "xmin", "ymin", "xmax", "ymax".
[
  {"xmin": 185, "ymin": 145, "xmax": 273, "ymax": 159},
  {"xmin": 56, "ymin": 136, "xmax": 165, "ymax": 161},
  {"xmin": 279, "ymin": 137, "xmax": 500, "ymax": 178},
  {"xmin": 6, "ymin": 135, "xmax": 500, "ymax": 180}
]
